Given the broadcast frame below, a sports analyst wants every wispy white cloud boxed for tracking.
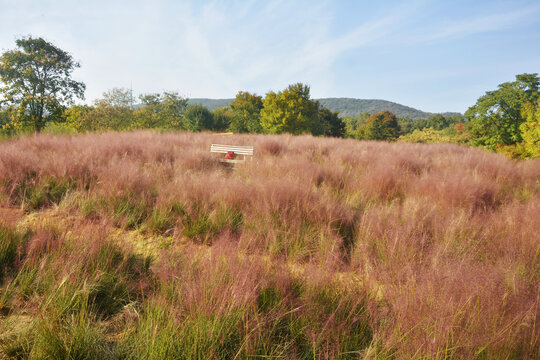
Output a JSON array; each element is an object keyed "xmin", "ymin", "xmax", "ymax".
[
  {"xmin": 0, "ymin": 0, "xmax": 431, "ymax": 99},
  {"xmin": 0, "ymin": 0, "xmax": 538, "ymax": 111},
  {"xmin": 164, "ymin": 0, "xmax": 418, "ymax": 97},
  {"xmin": 415, "ymin": 4, "xmax": 540, "ymax": 43}
]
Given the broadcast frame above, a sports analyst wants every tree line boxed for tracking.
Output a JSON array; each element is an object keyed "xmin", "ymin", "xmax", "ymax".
[
  {"xmin": 38, "ymin": 84, "xmax": 346, "ymax": 137},
  {"xmin": 0, "ymin": 37, "xmax": 345, "ymax": 137},
  {"xmin": 0, "ymin": 36, "xmax": 538, "ymax": 158},
  {"xmin": 340, "ymin": 73, "xmax": 539, "ymax": 158}
]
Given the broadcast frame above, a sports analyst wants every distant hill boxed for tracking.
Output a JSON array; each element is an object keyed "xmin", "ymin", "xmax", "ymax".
[
  {"xmin": 188, "ymin": 98, "xmax": 233, "ymax": 111},
  {"xmin": 188, "ymin": 97, "xmax": 462, "ymax": 119},
  {"xmin": 317, "ymin": 98, "xmax": 462, "ymax": 119}
]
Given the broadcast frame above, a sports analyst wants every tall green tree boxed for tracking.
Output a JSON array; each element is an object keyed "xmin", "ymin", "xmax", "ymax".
[
  {"xmin": 397, "ymin": 117, "xmax": 417, "ymax": 135},
  {"xmin": 260, "ymin": 83, "xmax": 319, "ymax": 134},
  {"xmin": 0, "ymin": 36, "xmax": 85, "ymax": 132},
  {"xmin": 466, "ymin": 73, "xmax": 539, "ymax": 150},
  {"xmin": 184, "ymin": 104, "xmax": 213, "ymax": 132},
  {"xmin": 424, "ymin": 114, "xmax": 449, "ymax": 130},
  {"xmin": 212, "ymin": 107, "xmax": 233, "ymax": 131},
  {"xmin": 357, "ymin": 111, "xmax": 401, "ymax": 141},
  {"xmin": 229, "ymin": 91, "xmax": 263, "ymax": 133},
  {"xmin": 316, "ymin": 107, "xmax": 345, "ymax": 137},
  {"xmin": 136, "ymin": 92, "xmax": 188, "ymax": 129}
]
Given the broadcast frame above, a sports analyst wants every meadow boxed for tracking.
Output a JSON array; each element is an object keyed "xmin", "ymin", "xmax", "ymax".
[{"xmin": 0, "ymin": 131, "xmax": 538, "ymax": 359}]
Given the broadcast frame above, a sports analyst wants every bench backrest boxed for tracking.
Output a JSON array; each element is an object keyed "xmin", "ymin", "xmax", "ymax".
[{"xmin": 210, "ymin": 144, "xmax": 254, "ymax": 156}]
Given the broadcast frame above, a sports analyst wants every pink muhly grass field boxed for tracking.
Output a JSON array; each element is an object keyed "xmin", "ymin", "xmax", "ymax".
[{"xmin": 0, "ymin": 130, "xmax": 538, "ymax": 359}]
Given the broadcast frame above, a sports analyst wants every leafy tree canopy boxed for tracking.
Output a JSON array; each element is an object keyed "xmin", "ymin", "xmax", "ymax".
[
  {"xmin": 465, "ymin": 73, "xmax": 539, "ymax": 150},
  {"xmin": 212, "ymin": 107, "xmax": 233, "ymax": 132},
  {"xmin": 229, "ymin": 91, "xmax": 263, "ymax": 133},
  {"xmin": 260, "ymin": 83, "xmax": 319, "ymax": 135},
  {"xmin": 184, "ymin": 104, "xmax": 213, "ymax": 132},
  {"xmin": 0, "ymin": 36, "xmax": 85, "ymax": 132},
  {"xmin": 398, "ymin": 127, "xmax": 471, "ymax": 145},
  {"xmin": 342, "ymin": 112, "xmax": 370, "ymax": 137},
  {"xmin": 97, "ymin": 87, "xmax": 135, "ymax": 108},
  {"xmin": 357, "ymin": 111, "xmax": 401, "ymax": 141},
  {"xmin": 136, "ymin": 92, "xmax": 188, "ymax": 129},
  {"xmin": 520, "ymin": 98, "xmax": 540, "ymax": 158},
  {"xmin": 398, "ymin": 114, "xmax": 465, "ymax": 135},
  {"xmin": 316, "ymin": 107, "xmax": 345, "ymax": 137},
  {"xmin": 63, "ymin": 104, "xmax": 95, "ymax": 132}
]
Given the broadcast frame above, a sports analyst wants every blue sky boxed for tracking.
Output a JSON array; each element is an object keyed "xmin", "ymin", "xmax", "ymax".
[{"xmin": 1, "ymin": 0, "xmax": 539, "ymax": 113}]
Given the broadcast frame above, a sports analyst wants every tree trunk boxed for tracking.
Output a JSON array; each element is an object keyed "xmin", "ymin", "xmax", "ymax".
[{"xmin": 34, "ymin": 115, "xmax": 43, "ymax": 133}]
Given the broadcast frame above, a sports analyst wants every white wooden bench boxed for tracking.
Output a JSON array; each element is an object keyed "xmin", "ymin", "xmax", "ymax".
[{"xmin": 210, "ymin": 144, "xmax": 254, "ymax": 164}]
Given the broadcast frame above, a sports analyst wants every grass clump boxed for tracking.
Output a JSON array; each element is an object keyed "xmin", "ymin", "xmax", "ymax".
[
  {"xmin": 179, "ymin": 203, "xmax": 244, "ymax": 244},
  {"xmin": 0, "ymin": 225, "xmax": 28, "ymax": 283},
  {"xmin": 80, "ymin": 197, "xmax": 102, "ymax": 219},
  {"xmin": 0, "ymin": 332, "xmax": 33, "ymax": 360},
  {"xmin": 110, "ymin": 194, "xmax": 151, "ymax": 230},
  {"xmin": 11, "ymin": 177, "xmax": 75, "ymax": 211},
  {"xmin": 81, "ymin": 193, "xmax": 154, "ymax": 230},
  {"xmin": 86, "ymin": 272, "xmax": 130, "ymax": 320},
  {"xmin": 0, "ymin": 226, "xmax": 154, "ymax": 359},
  {"xmin": 29, "ymin": 313, "xmax": 113, "ymax": 360},
  {"xmin": 306, "ymin": 285, "xmax": 372, "ymax": 358},
  {"xmin": 146, "ymin": 208, "xmax": 176, "ymax": 235},
  {"xmin": 119, "ymin": 302, "xmax": 182, "ymax": 359}
]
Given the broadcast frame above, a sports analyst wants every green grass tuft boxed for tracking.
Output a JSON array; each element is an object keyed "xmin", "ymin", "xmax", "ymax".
[
  {"xmin": 12, "ymin": 177, "xmax": 76, "ymax": 211},
  {"xmin": 0, "ymin": 225, "xmax": 27, "ymax": 283}
]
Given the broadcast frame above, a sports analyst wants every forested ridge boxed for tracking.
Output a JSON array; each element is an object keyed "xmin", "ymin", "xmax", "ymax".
[{"xmin": 188, "ymin": 97, "xmax": 462, "ymax": 119}]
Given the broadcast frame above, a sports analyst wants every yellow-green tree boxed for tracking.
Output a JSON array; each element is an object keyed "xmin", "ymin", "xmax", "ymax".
[
  {"xmin": 64, "ymin": 88, "xmax": 137, "ymax": 132},
  {"xmin": 99, "ymin": 87, "xmax": 135, "ymax": 108},
  {"xmin": 260, "ymin": 83, "xmax": 319, "ymax": 134},
  {"xmin": 89, "ymin": 89, "xmax": 135, "ymax": 130},
  {"xmin": 520, "ymin": 99, "xmax": 540, "ymax": 158},
  {"xmin": 63, "ymin": 105, "xmax": 94, "ymax": 132}
]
